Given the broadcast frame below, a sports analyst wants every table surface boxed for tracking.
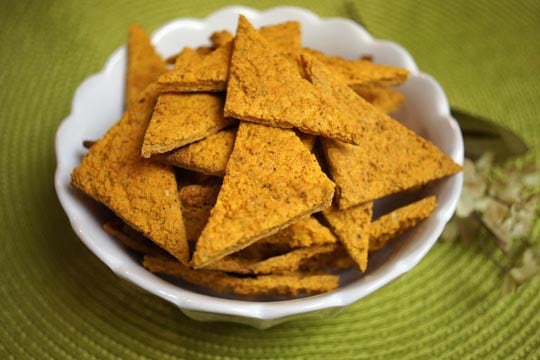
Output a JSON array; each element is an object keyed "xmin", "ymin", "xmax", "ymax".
[{"xmin": 1, "ymin": 0, "xmax": 539, "ymax": 359}]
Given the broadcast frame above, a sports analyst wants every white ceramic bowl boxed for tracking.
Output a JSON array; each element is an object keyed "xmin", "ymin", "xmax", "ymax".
[{"xmin": 55, "ymin": 5, "xmax": 464, "ymax": 329}]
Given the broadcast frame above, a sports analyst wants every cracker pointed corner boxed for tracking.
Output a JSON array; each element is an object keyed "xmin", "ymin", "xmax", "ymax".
[{"xmin": 192, "ymin": 122, "xmax": 335, "ymax": 268}]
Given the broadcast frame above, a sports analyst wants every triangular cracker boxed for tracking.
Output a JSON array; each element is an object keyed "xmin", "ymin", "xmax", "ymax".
[
  {"xmin": 259, "ymin": 216, "xmax": 337, "ymax": 248},
  {"xmin": 71, "ymin": 84, "xmax": 190, "ymax": 264},
  {"xmin": 323, "ymin": 202, "xmax": 373, "ymax": 272},
  {"xmin": 370, "ymin": 196, "xmax": 437, "ymax": 251},
  {"xmin": 226, "ymin": 215, "xmax": 336, "ymax": 263},
  {"xmin": 179, "ymin": 182, "xmax": 221, "ymax": 243},
  {"xmin": 224, "ymin": 15, "xmax": 364, "ymax": 145},
  {"xmin": 234, "ymin": 237, "xmax": 290, "ymax": 262},
  {"xmin": 155, "ymin": 128, "xmax": 315, "ymax": 177},
  {"xmin": 165, "ymin": 46, "xmax": 213, "ymax": 65},
  {"xmin": 210, "ymin": 30, "xmax": 234, "ymax": 48},
  {"xmin": 159, "ymin": 20, "xmax": 302, "ymax": 94},
  {"xmin": 301, "ymin": 52, "xmax": 391, "ymax": 142},
  {"xmin": 192, "ymin": 121, "xmax": 335, "ymax": 268},
  {"xmin": 126, "ymin": 24, "xmax": 168, "ymax": 106},
  {"xmin": 203, "ymin": 256, "xmax": 256, "ymax": 275},
  {"xmin": 144, "ymin": 254, "xmax": 339, "ymax": 296},
  {"xmin": 153, "ymin": 128, "xmax": 236, "ymax": 177},
  {"xmin": 207, "ymin": 244, "xmax": 338, "ymax": 275},
  {"xmin": 322, "ymin": 128, "xmax": 460, "ymax": 209},
  {"xmin": 301, "ymin": 245, "xmax": 355, "ymax": 271},
  {"xmin": 260, "ymin": 21, "xmax": 301, "ymax": 63},
  {"xmin": 249, "ymin": 244, "xmax": 338, "ymax": 275},
  {"xmin": 354, "ymin": 86, "xmax": 405, "ymax": 113},
  {"xmin": 302, "ymin": 47, "xmax": 409, "ymax": 87},
  {"xmin": 141, "ymin": 92, "xmax": 235, "ymax": 157},
  {"xmin": 302, "ymin": 54, "xmax": 461, "ymax": 208},
  {"xmin": 157, "ymin": 41, "xmax": 232, "ymax": 92}
]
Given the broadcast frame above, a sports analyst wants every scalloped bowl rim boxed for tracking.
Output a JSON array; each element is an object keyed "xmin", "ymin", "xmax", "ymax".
[{"xmin": 55, "ymin": 5, "xmax": 464, "ymax": 323}]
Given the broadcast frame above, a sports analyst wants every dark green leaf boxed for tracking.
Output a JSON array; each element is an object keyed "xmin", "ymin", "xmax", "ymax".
[{"xmin": 452, "ymin": 108, "xmax": 529, "ymax": 162}]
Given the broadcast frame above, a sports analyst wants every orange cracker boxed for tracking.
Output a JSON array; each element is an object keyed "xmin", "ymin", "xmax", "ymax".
[
  {"xmin": 370, "ymin": 196, "xmax": 437, "ymax": 251},
  {"xmin": 301, "ymin": 245, "xmax": 354, "ymax": 271},
  {"xmin": 71, "ymin": 84, "xmax": 190, "ymax": 264},
  {"xmin": 157, "ymin": 41, "xmax": 232, "ymax": 92},
  {"xmin": 234, "ymin": 240, "xmax": 291, "ymax": 262},
  {"xmin": 302, "ymin": 47, "xmax": 409, "ymax": 87},
  {"xmin": 321, "ymin": 119, "xmax": 461, "ymax": 208},
  {"xmin": 207, "ymin": 244, "xmax": 338, "ymax": 275},
  {"xmin": 354, "ymin": 86, "xmax": 405, "ymax": 113},
  {"xmin": 144, "ymin": 253, "xmax": 234, "ymax": 292},
  {"xmin": 250, "ymin": 244, "xmax": 338, "ymax": 274},
  {"xmin": 323, "ymin": 202, "xmax": 373, "ymax": 272},
  {"xmin": 141, "ymin": 92, "xmax": 235, "ymax": 157},
  {"xmin": 260, "ymin": 21, "xmax": 301, "ymax": 63},
  {"xmin": 165, "ymin": 46, "xmax": 213, "ymax": 65},
  {"xmin": 167, "ymin": 213, "xmax": 335, "ymax": 265},
  {"xmin": 179, "ymin": 182, "xmax": 221, "ymax": 243},
  {"xmin": 207, "ymin": 216, "xmax": 338, "ymax": 272},
  {"xmin": 210, "ymin": 30, "xmax": 234, "ymax": 48},
  {"xmin": 157, "ymin": 128, "xmax": 315, "ymax": 177},
  {"xmin": 226, "ymin": 272, "xmax": 339, "ymax": 297},
  {"xmin": 192, "ymin": 121, "xmax": 335, "ymax": 268},
  {"xmin": 308, "ymin": 53, "xmax": 461, "ymax": 208},
  {"xmin": 126, "ymin": 24, "xmax": 168, "ymax": 106},
  {"xmin": 103, "ymin": 220, "xmax": 167, "ymax": 256},
  {"xmin": 286, "ymin": 216, "xmax": 337, "ymax": 248},
  {"xmin": 260, "ymin": 216, "xmax": 337, "ymax": 248},
  {"xmin": 301, "ymin": 52, "xmax": 393, "ymax": 143},
  {"xmin": 144, "ymin": 254, "xmax": 339, "ymax": 296},
  {"xmin": 154, "ymin": 128, "xmax": 236, "ymax": 177},
  {"xmin": 201, "ymin": 256, "xmax": 255, "ymax": 274},
  {"xmin": 224, "ymin": 15, "xmax": 364, "ymax": 145}
]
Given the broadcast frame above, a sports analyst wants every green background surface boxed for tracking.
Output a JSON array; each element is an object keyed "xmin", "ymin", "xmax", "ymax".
[{"xmin": 1, "ymin": 0, "xmax": 539, "ymax": 358}]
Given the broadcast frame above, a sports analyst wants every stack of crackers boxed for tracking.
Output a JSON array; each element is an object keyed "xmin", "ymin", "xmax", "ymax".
[{"xmin": 71, "ymin": 15, "xmax": 461, "ymax": 298}]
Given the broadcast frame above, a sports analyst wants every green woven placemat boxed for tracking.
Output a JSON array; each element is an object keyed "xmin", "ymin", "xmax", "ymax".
[{"xmin": 1, "ymin": 0, "xmax": 539, "ymax": 358}]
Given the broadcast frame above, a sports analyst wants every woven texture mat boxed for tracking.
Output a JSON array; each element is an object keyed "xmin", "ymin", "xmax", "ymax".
[{"xmin": 1, "ymin": 0, "xmax": 539, "ymax": 358}]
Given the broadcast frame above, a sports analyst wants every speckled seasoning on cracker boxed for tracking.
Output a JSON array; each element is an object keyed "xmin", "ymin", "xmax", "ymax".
[
  {"xmin": 157, "ymin": 41, "xmax": 232, "ymax": 92},
  {"xmin": 307, "ymin": 49, "xmax": 461, "ymax": 208},
  {"xmin": 206, "ymin": 243, "xmax": 338, "ymax": 275},
  {"xmin": 141, "ymin": 92, "xmax": 234, "ymax": 157},
  {"xmin": 179, "ymin": 181, "xmax": 221, "ymax": 243},
  {"xmin": 323, "ymin": 202, "xmax": 373, "ymax": 272},
  {"xmin": 154, "ymin": 128, "xmax": 237, "ymax": 177},
  {"xmin": 259, "ymin": 216, "xmax": 338, "ymax": 249},
  {"xmin": 126, "ymin": 24, "xmax": 168, "ymax": 106},
  {"xmin": 210, "ymin": 30, "xmax": 234, "ymax": 48},
  {"xmin": 321, "ymin": 121, "xmax": 461, "ymax": 209},
  {"xmin": 71, "ymin": 84, "xmax": 190, "ymax": 264},
  {"xmin": 191, "ymin": 121, "xmax": 335, "ymax": 268},
  {"xmin": 224, "ymin": 15, "xmax": 365, "ymax": 145},
  {"xmin": 302, "ymin": 47, "xmax": 409, "ymax": 87},
  {"xmin": 259, "ymin": 21, "xmax": 301, "ymax": 63},
  {"xmin": 71, "ymin": 15, "xmax": 462, "ymax": 298},
  {"xmin": 144, "ymin": 254, "xmax": 340, "ymax": 296},
  {"xmin": 354, "ymin": 86, "xmax": 405, "ymax": 113},
  {"xmin": 155, "ymin": 127, "xmax": 316, "ymax": 177},
  {"xmin": 369, "ymin": 196, "xmax": 437, "ymax": 251}
]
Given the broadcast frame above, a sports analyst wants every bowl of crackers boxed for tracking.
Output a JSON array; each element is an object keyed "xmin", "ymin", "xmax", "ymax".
[{"xmin": 55, "ymin": 6, "xmax": 464, "ymax": 328}]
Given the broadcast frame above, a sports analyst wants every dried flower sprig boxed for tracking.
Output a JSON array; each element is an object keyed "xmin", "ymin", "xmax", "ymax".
[{"xmin": 442, "ymin": 153, "xmax": 540, "ymax": 293}]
